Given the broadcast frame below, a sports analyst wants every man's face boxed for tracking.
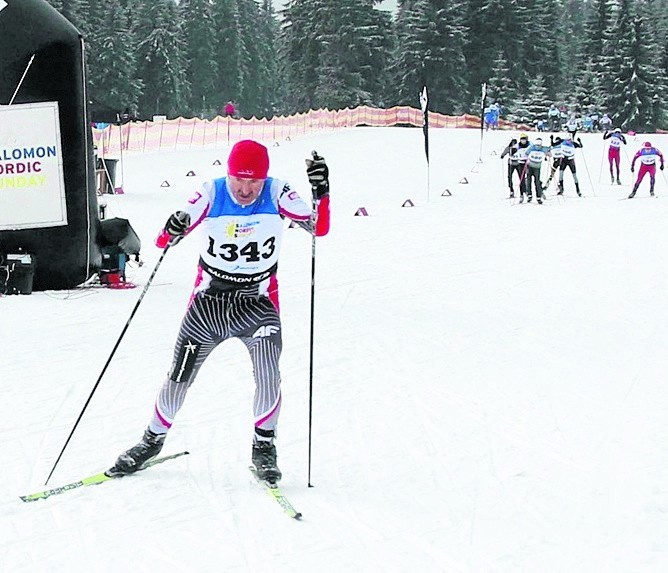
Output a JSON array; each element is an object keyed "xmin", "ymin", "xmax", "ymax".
[{"xmin": 228, "ymin": 175, "xmax": 265, "ymax": 205}]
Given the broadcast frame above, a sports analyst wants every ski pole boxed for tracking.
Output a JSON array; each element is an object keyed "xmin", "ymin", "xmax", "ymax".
[
  {"xmin": 44, "ymin": 245, "xmax": 171, "ymax": 485},
  {"xmin": 579, "ymin": 148, "xmax": 596, "ymax": 197},
  {"xmin": 307, "ymin": 200, "xmax": 316, "ymax": 488},
  {"xmin": 305, "ymin": 151, "xmax": 321, "ymax": 488},
  {"xmin": 598, "ymin": 144, "xmax": 605, "ymax": 183},
  {"xmin": 501, "ymin": 156, "xmax": 507, "ymax": 200}
]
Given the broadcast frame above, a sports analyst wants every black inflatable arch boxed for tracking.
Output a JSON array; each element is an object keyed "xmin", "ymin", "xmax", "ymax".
[{"xmin": 0, "ymin": 0, "xmax": 100, "ymax": 290}]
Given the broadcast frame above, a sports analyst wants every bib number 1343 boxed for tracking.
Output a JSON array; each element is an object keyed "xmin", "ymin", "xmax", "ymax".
[{"xmin": 207, "ymin": 236, "xmax": 276, "ymax": 262}]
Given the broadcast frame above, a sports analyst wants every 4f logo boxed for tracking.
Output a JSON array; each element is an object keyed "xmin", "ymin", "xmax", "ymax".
[
  {"xmin": 252, "ymin": 325, "xmax": 280, "ymax": 338},
  {"xmin": 174, "ymin": 341, "xmax": 198, "ymax": 382}
]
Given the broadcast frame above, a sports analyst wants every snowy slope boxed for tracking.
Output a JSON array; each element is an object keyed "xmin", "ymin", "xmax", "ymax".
[{"xmin": 2, "ymin": 127, "xmax": 668, "ymax": 572}]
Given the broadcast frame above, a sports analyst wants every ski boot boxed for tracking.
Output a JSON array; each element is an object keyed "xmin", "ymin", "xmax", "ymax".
[
  {"xmin": 557, "ymin": 183, "xmax": 564, "ymax": 196},
  {"xmin": 251, "ymin": 440, "xmax": 282, "ymax": 483},
  {"xmin": 616, "ymin": 178, "xmax": 622, "ymax": 185},
  {"xmin": 628, "ymin": 191, "xmax": 636, "ymax": 199},
  {"xmin": 519, "ymin": 195, "xmax": 524, "ymax": 204},
  {"xmin": 576, "ymin": 184, "xmax": 582, "ymax": 197},
  {"xmin": 611, "ymin": 175, "xmax": 615, "ymax": 184},
  {"xmin": 107, "ymin": 428, "xmax": 166, "ymax": 476},
  {"xmin": 527, "ymin": 195, "xmax": 533, "ymax": 203},
  {"xmin": 509, "ymin": 190, "xmax": 515, "ymax": 199}
]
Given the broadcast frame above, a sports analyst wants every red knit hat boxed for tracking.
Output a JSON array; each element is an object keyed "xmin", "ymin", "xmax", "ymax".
[{"xmin": 227, "ymin": 140, "xmax": 269, "ymax": 179}]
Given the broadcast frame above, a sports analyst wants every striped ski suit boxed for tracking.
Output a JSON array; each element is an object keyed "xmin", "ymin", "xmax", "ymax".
[{"xmin": 148, "ymin": 176, "xmax": 330, "ymax": 438}]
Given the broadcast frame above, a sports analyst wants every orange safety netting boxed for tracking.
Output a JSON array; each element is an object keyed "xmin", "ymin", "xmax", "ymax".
[{"xmin": 92, "ymin": 105, "xmax": 526, "ymax": 156}]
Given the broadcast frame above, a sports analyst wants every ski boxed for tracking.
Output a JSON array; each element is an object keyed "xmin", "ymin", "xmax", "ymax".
[
  {"xmin": 249, "ymin": 466, "xmax": 302, "ymax": 519},
  {"xmin": 20, "ymin": 451, "xmax": 190, "ymax": 503}
]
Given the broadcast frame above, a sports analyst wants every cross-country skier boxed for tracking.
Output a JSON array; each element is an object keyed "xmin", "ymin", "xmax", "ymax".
[
  {"xmin": 557, "ymin": 134, "xmax": 583, "ymax": 196},
  {"xmin": 108, "ymin": 140, "xmax": 331, "ymax": 483},
  {"xmin": 548, "ymin": 104, "xmax": 560, "ymax": 131},
  {"xmin": 603, "ymin": 128, "xmax": 626, "ymax": 184},
  {"xmin": 544, "ymin": 134, "xmax": 564, "ymax": 188},
  {"xmin": 565, "ymin": 114, "xmax": 579, "ymax": 138},
  {"xmin": 628, "ymin": 141, "xmax": 665, "ymax": 198},
  {"xmin": 590, "ymin": 110, "xmax": 600, "ymax": 131},
  {"xmin": 514, "ymin": 133, "xmax": 531, "ymax": 201},
  {"xmin": 599, "ymin": 113, "xmax": 612, "ymax": 132},
  {"xmin": 500, "ymin": 137, "xmax": 526, "ymax": 198},
  {"xmin": 522, "ymin": 137, "xmax": 551, "ymax": 204},
  {"xmin": 484, "ymin": 107, "xmax": 494, "ymax": 130}
]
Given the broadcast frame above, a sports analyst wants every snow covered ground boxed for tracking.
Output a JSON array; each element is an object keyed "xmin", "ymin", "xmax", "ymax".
[{"xmin": 2, "ymin": 126, "xmax": 668, "ymax": 572}]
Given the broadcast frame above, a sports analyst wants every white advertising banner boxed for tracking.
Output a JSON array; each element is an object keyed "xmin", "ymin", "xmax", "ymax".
[{"xmin": 0, "ymin": 101, "xmax": 68, "ymax": 230}]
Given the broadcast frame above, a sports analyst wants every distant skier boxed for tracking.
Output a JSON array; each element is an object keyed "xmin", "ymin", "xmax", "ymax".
[
  {"xmin": 501, "ymin": 137, "xmax": 526, "ymax": 199},
  {"xmin": 548, "ymin": 104, "xmax": 560, "ymax": 131},
  {"xmin": 522, "ymin": 136, "xmax": 551, "ymax": 204},
  {"xmin": 603, "ymin": 128, "xmax": 626, "ymax": 184},
  {"xmin": 557, "ymin": 134, "xmax": 583, "ymax": 197},
  {"xmin": 590, "ymin": 110, "xmax": 600, "ymax": 131},
  {"xmin": 599, "ymin": 113, "xmax": 613, "ymax": 132},
  {"xmin": 582, "ymin": 115, "xmax": 594, "ymax": 133},
  {"xmin": 107, "ymin": 140, "xmax": 331, "ymax": 483},
  {"xmin": 490, "ymin": 103, "xmax": 501, "ymax": 129},
  {"xmin": 484, "ymin": 107, "xmax": 494, "ymax": 130},
  {"xmin": 628, "ymin": 141, "xmax": 665, "ymax": 198},
  {"xmin": 565, "ymin": 114, "xmax": 578, "ymax": 138},
  {"xmin": 223, "ymin": 101, "xmax": 236, "ymax": 117}
]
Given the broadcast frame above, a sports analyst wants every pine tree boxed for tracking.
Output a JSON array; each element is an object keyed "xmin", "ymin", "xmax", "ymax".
[
  {"xmin": 87, "ymin": 0, "xmax": 143, "ymax": 118},
  {"xmin": 636, "ymin": 0, "xmax": 668, "ymax": 129},
  {"xmin": 422, "ymin": 0, "xmax": 469, "ymax": 114},
  {"xmin": 257, "ymin": 0, "xmax": 285, "ymax": 117},
  {"xmin": 180, "ymin": 0, "xmax": 218, "ymax": 118},
  {"xmin": 555, "ymin": 0, "xmax": 589, "ymax": 89},
  {"xmin": 390, "ymin": 0, "xmax": 432, "ymax": 109},
  {"xmin": 134, "ymin": 0, "xmax": 190, "ymax": 117},
  {"xmin": 524, "ymin": 74, "xmax": 549, "ymax": 122},
  {"xmin": 281, "ymin": 0, "xmax": 390, "ymax": 111},
  {"xmin": 487, "ymin": 50, "xmax": 516, "ymax": 113},
  {"xmin": 464, "ymin": 0, "xmax": 522, "ymax": 98},
  {"xmin": 569, "ymin": 60, "xmax": 605, "ymax": 114},
  {"xmin": 611, "ymin": 0, "xmax": 664, "ymax": 131},
  {"xmin": 580, "ymin": 0, "xmax": 616, "ymax": 107}
]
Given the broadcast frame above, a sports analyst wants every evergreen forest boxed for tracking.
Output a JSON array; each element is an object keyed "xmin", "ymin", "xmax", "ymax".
[{"xmin": 47, "ymin": 0, "xmax": 668, "ymax": 131}]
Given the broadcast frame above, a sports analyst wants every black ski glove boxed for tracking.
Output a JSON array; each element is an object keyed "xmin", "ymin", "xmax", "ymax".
[
  {"xmin": 661, "ymin": 165, "xmax": 665, "ymax": 171},
  {"xmin": 305, "ymin": 151, "xmax": 329, "ymax": 200},
  {"xmin": 165, "ymin": 211, "xmax": 191, "ymax": 237}
]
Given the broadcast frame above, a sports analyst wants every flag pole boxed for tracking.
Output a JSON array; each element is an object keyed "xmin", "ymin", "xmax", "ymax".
[
  {"xmin": 420, "ymin": 85, "xmax": 430, "ymax": 202},
  {"xmin": 478, "ymin": 82, "xmax": 487, "ymax": 163}
]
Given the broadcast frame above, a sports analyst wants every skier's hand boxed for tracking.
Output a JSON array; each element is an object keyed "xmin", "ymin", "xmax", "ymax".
[
  {"xmin": 165, "ymin": 211, "xmax": 191, "ymax": 237},
  {"xmin": 661, "ymin": 165, "xmax": 665, "ymax": 171},
  {"xmin": 306, "ymin": 151, "xmax": 329, "ymax": 200},
  {"xmin": 631, "ymin": 166, "xmax": 635, "ymax": 173}
]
